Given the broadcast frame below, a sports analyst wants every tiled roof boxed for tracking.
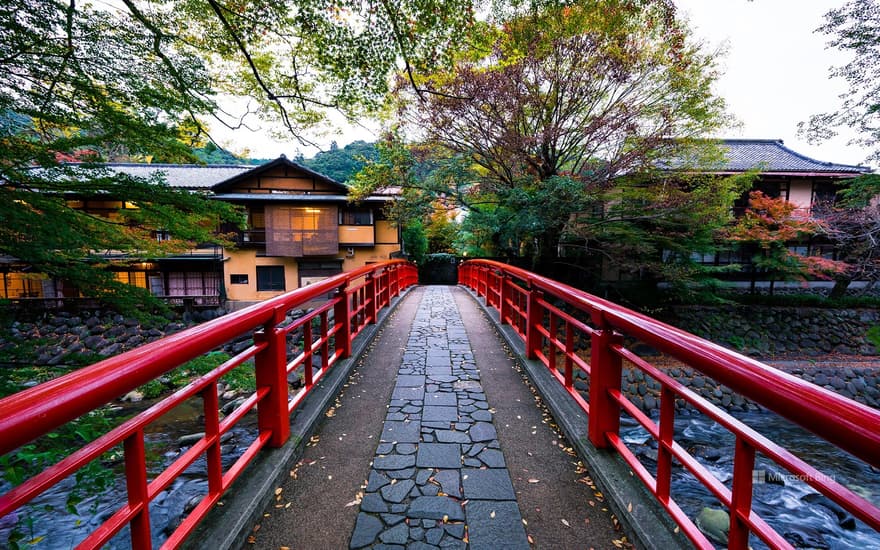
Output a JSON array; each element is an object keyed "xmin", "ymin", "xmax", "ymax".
[
  {"xmin": 99, "ymin": 163, "xmax": 254, "ymax": 189},
  {"xmin": 709, "ymin": 139, "xmax": 870, "ymax": 174}
]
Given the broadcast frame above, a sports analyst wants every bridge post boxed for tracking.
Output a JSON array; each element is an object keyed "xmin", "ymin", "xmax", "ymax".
[
  {"xmin": 254, "ymin": 306, "xmax": 290, "ymax": 447},
  {"xmin": 124, "ymin": 430, "xmax": 151, "ymax": 549},
  {"xmin": 526, "ymin": 288, "xmax": 543, "ymax": 360},
  {"xmin": 588, "ymin": 324, "xmax": 623, "ymax": 448},
  {"xmin": 729, "ymin": 437, "xmax": 756, "ymax": 549},
  {"xmin": 365, "ymin": 273, "xmax": 377, "ymax": 324},
  {"xmin": 334, "ymin": 284, "xmax": 352, "ymax": 359},
  {"xmin": 499, "ymin": 275, "xmax": 511, "ymax": 325}
]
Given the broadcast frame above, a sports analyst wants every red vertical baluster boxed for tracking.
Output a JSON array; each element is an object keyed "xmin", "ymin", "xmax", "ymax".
[
  {"xmin": 204, "ymin": 382, "xmax": 222, "ymax": 498},
  {"xmin": 548, "ymin": 312, "xmax": 557, "ymax": 372},
  {"xmin": 729, "ymin": 437, "xmax": 756, "ymax": 549},
  {"xmin": 254, "ymin": 306, "xmax": 290, "ymax": 447},
  {"xmin": 526, "ymin": 288, "xmax": 543, "ymax": 360},
  {"xmin": 588, "ymin": 320, "xmax": 623, "ymax": 448},
  {"xmin": 334, "ymin": 283, "xmax": 351, "ymax": 359},
  {"xmin": 500, "ymin": 275, "xmax": 511, "ymax": 325},
  {"xmin": 124, "ymin": 430, "xmax": 151, "ymax": 550},
  {"xmin": 656, "ymin": 386, "xmax": 675, "ymax": 504},
  {"xmin": 320, "ymin": 311, "xmax": 330, "ymax": 369},
  {"xmin": 564, "ymin": 320, "xmax": 574, "ymax": 389},
  {"xmin": 365, "ymin": 273, "xmax": 377, "ymax": 324},
  {"xmin": 303, "ymin": 320, "xmax": 314, "ymax": 387}
]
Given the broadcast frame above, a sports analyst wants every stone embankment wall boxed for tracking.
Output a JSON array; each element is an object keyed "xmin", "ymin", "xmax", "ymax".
[
  {"xmin": 0, "ymin": 307, "xmax": 308, "ymax": 371},
  {"xmin": 562, "ymin": 305, "xmax": 880, "ymax": 414},
  {"xmin": 569, "ymin": 362, "xmax": 880, "ymax": 414},
  {"xmin": 663, "ymin": 305, "xmax": 880, "ymax": 357}
]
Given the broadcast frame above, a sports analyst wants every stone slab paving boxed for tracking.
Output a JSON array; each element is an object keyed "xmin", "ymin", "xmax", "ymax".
[{"xmin": 349, "ymin": 286, "xmax": 530, "ymax": 549}]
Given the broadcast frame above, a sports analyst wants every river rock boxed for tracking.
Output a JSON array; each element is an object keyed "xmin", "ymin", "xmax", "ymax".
[
  {"xmin": 177, "ymin": 432, "xmax": 205, "ymax": 447},
  {"xmin": 783, "ymin": 526, "xmax": 830, "ymax": 549},
  {"xmin": 179, "ymin": 494, "xmax": 201, "ymax": 515},
  {"xmin": 83, "ymin": 335, "xmax": 107, "ymax": 350},
  {"xmin": 122, "ymin": 390, "xmax": 145, "ymax": 402},
  {"xmin": 99, "ymin": 342, "xmax": 123, "ymax": 356},
  {"xmin": 695, "ymin": 507, "xmax": 729, "ymax": 545}
]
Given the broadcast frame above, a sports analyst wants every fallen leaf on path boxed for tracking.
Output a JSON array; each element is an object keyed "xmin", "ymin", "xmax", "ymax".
[
  {"xmin": 528, "ymin": 478, "xmax": 540, "ymax": 483},
  {"xmin": 561, "ymin": 519, "xmax": 570, "ymax": 527}
]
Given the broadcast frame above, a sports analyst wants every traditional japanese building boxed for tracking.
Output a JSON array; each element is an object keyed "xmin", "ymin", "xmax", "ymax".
[
  {"xmin": 688, "ymin": 139, "xmax": 871, "ymax": 267},
  {"xmin": 0, "ymin": 156, "xmax": 401, "ymax": 309}
]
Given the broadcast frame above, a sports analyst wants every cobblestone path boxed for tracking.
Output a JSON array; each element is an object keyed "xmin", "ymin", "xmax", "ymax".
[{"xmin": 349, "ymin": 286, "xmax": 530, "ymax": 550}]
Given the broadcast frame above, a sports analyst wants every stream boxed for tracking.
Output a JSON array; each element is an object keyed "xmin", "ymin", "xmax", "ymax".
[
  {"xmin": 620, "ymin": 410, "xmax": 880, "ymax": 549},
  {"xmin": 0, "ymin": 397, "xmax": 259, "ymax": 549}
]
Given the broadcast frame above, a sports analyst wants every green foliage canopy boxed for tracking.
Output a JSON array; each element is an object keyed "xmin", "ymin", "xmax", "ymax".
[
  {"xmin": 301, "ymin": 140, "xmax": 379, "ymax": 183},
  {"xmin": 353, "ymin": 0, "xmax": 736, "ymax": 283},
  {"xmin": 0, "ymin": 0, "xmax": 477, "ymax": 309}
]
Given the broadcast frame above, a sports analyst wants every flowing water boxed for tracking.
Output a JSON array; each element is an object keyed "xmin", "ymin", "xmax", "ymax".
[
  {"xmin": 0, "ymin": 398, "xmax": 259, "ymax": 549},
  {"xmin": 621, "ymin": 410, "xmax": 880, "ymax": 549}
]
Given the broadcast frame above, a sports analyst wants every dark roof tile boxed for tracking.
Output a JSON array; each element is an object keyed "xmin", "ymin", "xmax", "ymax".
[{"xmin": 710, "ymin": 139, "xmax": 869, "ymax": 174}]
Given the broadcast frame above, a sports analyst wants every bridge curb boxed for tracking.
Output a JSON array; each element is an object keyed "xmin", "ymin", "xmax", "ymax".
[
  {"xmin": 184, "ymin": 287, "xmax": 415, "ymax": 550},
  {"xmin": 463, "ymin": 287, "xmax": 693, "ymax": 550}
]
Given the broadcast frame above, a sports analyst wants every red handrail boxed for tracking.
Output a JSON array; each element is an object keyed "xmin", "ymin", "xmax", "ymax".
[
  {"xmin": 460, "ymin": 259, "xmax": 880, "ymax": 550},
  {"xmin": 0, "ymin": 259, "xmax": 417, "ymax": 549}
]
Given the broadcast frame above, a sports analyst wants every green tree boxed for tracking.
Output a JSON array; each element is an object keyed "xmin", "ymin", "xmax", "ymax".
[
  {"xmin": 402, "ymin": 220, "xmax": 429, "ymax": 264},
  {"xmin": 354, "ymin": 0, "xmax": 732, "ymax": 279},
  {"xmin": 801, "ymin": 0, "xmax": 880, "ymax": 163},
  {"xmin": 572, "ymin": 169, "xmax": 754, "ymax": 289},
  {"xmin": 1, "ymin": 0, "xmax": 477, "ymax": 310},
  {"xmin": 424, "ymin": 206, "xmax": 460, "ymax": 254},
  {"xmin": 301, "ymin": 140, "xmax": 379, "ymax": 182},
  {"xmin": 0, "ymin": 3, "xmax": 243, "ymax": 310}
]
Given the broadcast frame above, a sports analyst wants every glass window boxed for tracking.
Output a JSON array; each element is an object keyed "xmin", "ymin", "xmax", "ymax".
[
  {"xmin": 231, "ymin": 274, "xmax": 249, "ymax": 284},
  {"xmin": 256, "ymin": 266, "xmax": 285, "ymax": 291},
  {"xmin": 339, "ymin": 208, "xmax": 373, "ymax": 226}
]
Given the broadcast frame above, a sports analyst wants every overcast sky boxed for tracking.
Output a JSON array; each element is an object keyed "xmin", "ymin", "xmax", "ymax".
[
  {"xmin": 675, "ymin": 0, "xmax": 872, "ymax": 168},
  {"xmin": 214, "ymin": 1, "xmax": 874, "ymax": 169}
]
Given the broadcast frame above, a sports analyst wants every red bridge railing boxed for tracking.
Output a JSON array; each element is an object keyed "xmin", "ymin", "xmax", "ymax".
[
  {"xmin": 0, "ymin": 260, "xmax": 417, "ymax": 549},
  {"xmin": 460, "ymin": 259, "xmax": 880, "ymax": 550}
]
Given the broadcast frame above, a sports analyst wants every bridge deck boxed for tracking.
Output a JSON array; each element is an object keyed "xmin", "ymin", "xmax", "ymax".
[{"xmin": 244, "ymin": 286, "xmax": 629, "ymax": 549}]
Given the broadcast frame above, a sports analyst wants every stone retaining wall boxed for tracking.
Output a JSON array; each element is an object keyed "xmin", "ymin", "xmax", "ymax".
[
  {"xmin": 570, "ymin": 362, "xmax": 880, "ymax": 414},
  {"xmin": 663, "ymin": 305, "xmax": 880, "ymax": 356},
  {"xmin": 0, "ymin": 307, "xmax": 309, "ymax": 370}
]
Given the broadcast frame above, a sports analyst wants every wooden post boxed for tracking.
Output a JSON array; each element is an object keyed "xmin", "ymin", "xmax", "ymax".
[
  {"xmin": 334, "ymin": 284, "xmax": 351, "ymax": 359},
  {"xmin": 525, "ymin": 288, "xmax": 543, "ymax": 360},
  {"xmin": 587, "ymin": 323, "xmax": 623, "ymax": 448},
  {"xmin": 254, "ymin": 306, "xmax": 290, "ymax": 447}
]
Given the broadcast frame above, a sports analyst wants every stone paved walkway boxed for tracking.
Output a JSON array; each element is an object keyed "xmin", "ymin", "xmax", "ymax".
[{"xmin": 349, "ymin": 286, "xmax": 530, "ymax": 549}]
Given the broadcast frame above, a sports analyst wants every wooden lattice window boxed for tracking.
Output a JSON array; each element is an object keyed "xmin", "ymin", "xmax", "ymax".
[{"xmin": 265, "ymin": 205, "xmax": 338, "ymax": 257}]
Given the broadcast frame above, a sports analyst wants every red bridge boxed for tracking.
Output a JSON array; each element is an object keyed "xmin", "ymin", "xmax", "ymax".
[{"xmin": 0, "ymin": 259, "xmax": 878, "ymax": 549}]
